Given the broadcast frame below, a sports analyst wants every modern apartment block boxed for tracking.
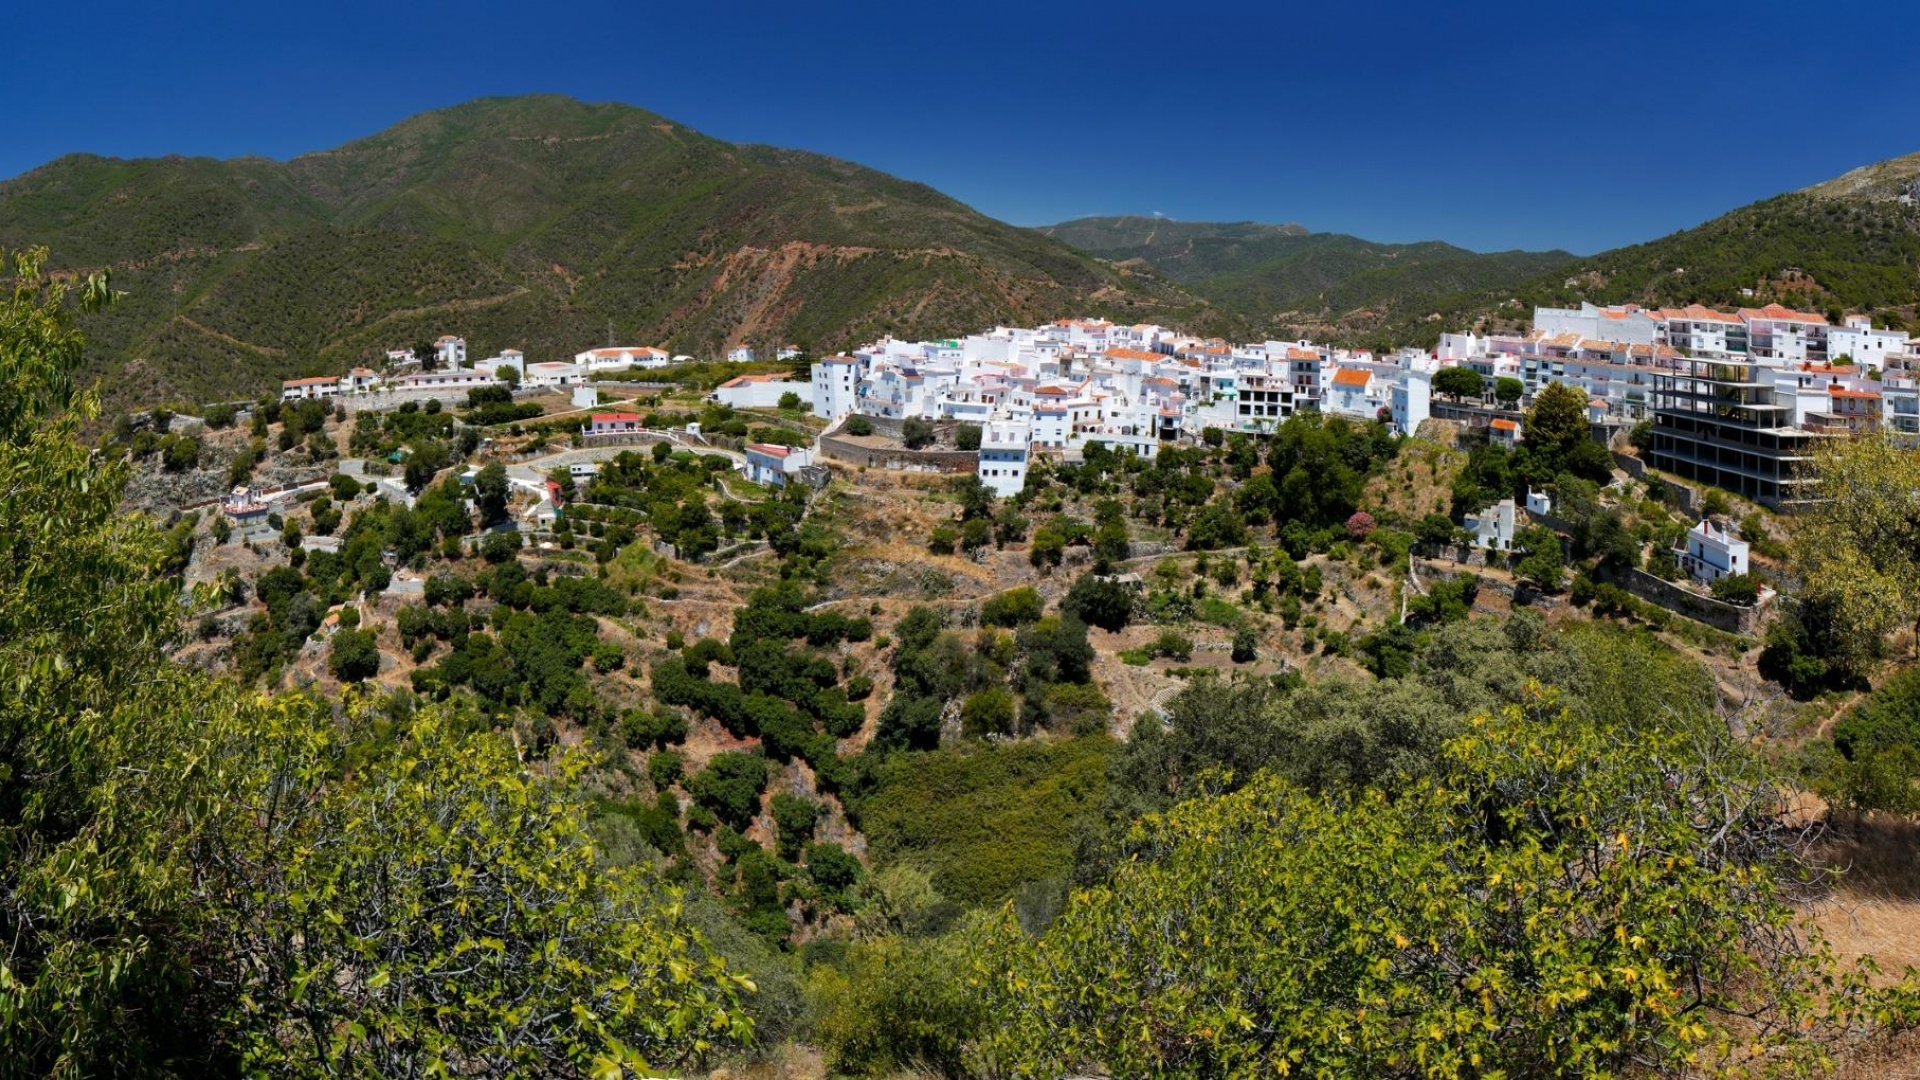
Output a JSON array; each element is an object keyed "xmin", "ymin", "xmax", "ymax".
[{"xmin": 1648, "ymin": 355, "xmax": 1826, "ymax": 508}]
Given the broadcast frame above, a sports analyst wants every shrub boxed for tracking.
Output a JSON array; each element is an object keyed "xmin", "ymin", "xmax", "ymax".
[
  {"xmin": 688, "ymin": 752, "xmax": 770, "ymax": 832},
  {"xmin": 327, "ymin": 628, "xmax": 380, "ymax": 683},
  {"xmin": 1150, "ymin": 630, "xmax": 1194, "ymax": 662},
  {"xmin": 901, "ymin": 417, "xmax": 935, "ymax": 449},
  {"xmin": 955, "ymin": 423, "xmax": 982, "ymax": 451},
  {"xmin": 844, "ymin": 415, "xmax": 874, "ymax": 436}
]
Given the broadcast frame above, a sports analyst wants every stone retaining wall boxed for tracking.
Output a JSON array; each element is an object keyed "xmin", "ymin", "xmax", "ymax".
[
  {"xmin": 817, "ymin": 433, "xmax": 978, "ymax": 473},
  {"xmin": 1596, "ymin": 565, "xmax": 1765, "ymax": 635}
]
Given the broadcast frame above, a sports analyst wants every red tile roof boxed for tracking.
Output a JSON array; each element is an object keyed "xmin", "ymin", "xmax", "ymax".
[
  {"xmin": 1330, "ymin": 368, "xmax": 1371, "ymax": 388},
  {"xmin": 590, "ymin": 413, "xmax": 642, "ymax": 423},
  {"xmin": 1740, "ymin": 303, "xmax": 1829, "ymax": 325},
  {"xmin": 746, "ymin": 443, "xmax": 792, "ymax": 458}
]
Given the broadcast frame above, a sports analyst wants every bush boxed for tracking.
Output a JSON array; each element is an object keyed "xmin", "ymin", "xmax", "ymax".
[
  {"xmin": 981, "ymin": 586, "xmax": 1045, "ymax": 628},
  {"xmin": 955, "ymin": 423, "xmax": 982, "ymax": 451},
  {"xmin": 688, "ymin": 752, "xmax": 770, "ymax": 831},
  {"xmin": 327, "ymin": 628, "xmax": 380, "ymax": 683},
  {"xmin": 844, "ymin": 416, "xmax": 874, "ymax": 437},
  {"xmin": 1710, "ymin": 572, "xmax": 1761, "ymax": 606},
  {"xmin": 961, "ymin": 687, "xmax": 1018, "ymax": 737},
  {"xmin": 1150, "ymin": 630, "xmax": 1194, "ymax": 662},
  {"xmin": 1062, "ymin": 575, "xmax": 1134, "ymax": 632},
  {"xmin": 647, "ymin": 750, "xmax": 685, "ymax": 790},
  {"xmin": 769, "ymin": 793, "xmax": 821, "ymax": 860},
  {"xmin": 1231, "ymin": 626, "xmax": 1258, "ymax": 664},
  {"xmin": 901, "ymin": 417, "xmax": 935, "ymax": 449}
]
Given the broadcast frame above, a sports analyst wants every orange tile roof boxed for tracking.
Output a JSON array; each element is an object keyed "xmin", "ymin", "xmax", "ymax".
[
  {"xmin": 1103, "ymin": 348, "xmax": 1163, "ymax": 362},
  {"xmin": 590, "ymin": 412, "xmax": 641, "ymax": 423},
  {"xmin": 1740, "ymin": 303, "xmax": 1828, "ymax": 325},
  {"xmin": 1490, "ymin": 418, "xmax": 1520, "ymax": 431},
  {"xmin": 1658, "ymin": 304, "xmax": 1741, "ymax": 324},
  {"xmin": 1330, "ymin": 368, "xmax": 1371, "ymax": 388},
  {"xmin": 283, "ymin": 376, "xmax": 337, "ymax": 386},
  {"xmin": 1286, "ymin": 347, "xmax": 1322, "ymax": 361}
]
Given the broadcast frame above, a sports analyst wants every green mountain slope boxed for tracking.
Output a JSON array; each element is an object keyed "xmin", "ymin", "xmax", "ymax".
[
  {"xmin": 0, "ymin": 96, "xmax": 1225, "ymax": 407},
  {"xmin": 1037, "ymin": 215, "xmax": 1574, "ymax": 342},
  {"xmin": 1389, "ymin": 159, "xmax": 1920, "ymax": 346}
]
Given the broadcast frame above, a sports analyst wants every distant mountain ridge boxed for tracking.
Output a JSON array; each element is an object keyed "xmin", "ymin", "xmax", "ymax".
[
  {"xmin": 0, "ymin": 96, "xmax": 1226, "ymax": 407},
  {"xmin": 1037, "ymin": 215, "xmax": 1576, "ymax": 344},
  {"xmin": 1414, "ymin": 162, "xmax": 1920, "ymax": 344}
]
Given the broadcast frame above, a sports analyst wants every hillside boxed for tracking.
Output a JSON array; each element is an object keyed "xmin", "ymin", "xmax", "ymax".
[
  {"xmin": 1037, "ymin": 215, "xmax": 1574, "ymax": 343},
  {"xmin": 0, "ymin": 96, "xmax": 1228, "ymax": 408},
  {"xmin": 1392, "ymin": 155, "xmax": 1920, "ymax": 346}
]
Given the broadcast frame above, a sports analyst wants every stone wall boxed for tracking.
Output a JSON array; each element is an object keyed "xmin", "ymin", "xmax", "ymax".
[
  {"xmin": 1596, "ymin": 565, "xmax": 1765, "ymax": 636},
  {"xmin": 817, "ymin": 433, "xmax": 978, "ymax": 473}
]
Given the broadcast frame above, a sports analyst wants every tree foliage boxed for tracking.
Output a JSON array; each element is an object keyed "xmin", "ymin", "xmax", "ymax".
[
  {"xmin": 0, "ymin": 246, "xmax": 750, "ymax": 1074},
  {"xmin": 1794, "ymin": 434, "xmax": 1920, "ymax": 672},
  {"xmin": 976, "ymin": 687, "xmax": 1854, "ymax": 1078}
]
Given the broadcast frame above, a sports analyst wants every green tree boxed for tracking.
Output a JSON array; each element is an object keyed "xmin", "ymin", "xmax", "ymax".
[
  {"xmin": 474, "ymin": 461, "xmax": 509, "ymax": 525},
  {"xmin": 1524, "ymin": 382, "xmax": 1591, "ymax": 462},
  {"xmin": 1794, "ymin": 434, "xmax": 1920, "ymax": 670},
  {"xmin": 901, "ymin": 417, "xmax": 935, "ymax": 450},
  {"xmin": 1513, "ymin": 524, "xmax": 1565, "ymax": 592},
  {"xmin": 328, "ymin": 627, "xmax": 381, "ymax": 682},
  {"xmin": 0, "ymin": 249, "xmax": 750, "ymax": 1073},
  {"xmin": 1432, "ymin": 365, "xmax": 1485, "ymax": 401},
  {"xmin": 955, "ymin": 423, "xmax": 982, "ymax": 451},
  {"xmin": 982, "ymin": 586, "xmax": 1045, "ymax": 627},
  {"xmin": 689, "ymin": 752, "xmax": 770, "ymax": 831},
  {"xmin": 777, "ymin": 390, "xmax": 803, "ymax": 410},
  {"xmin": 1494, "ymin": 376, "xmax": 1525, "ymax": 407},
  {"xmin": 1231, "ymin": 625, "xmax": 1258, "ymax": 663},
  {"xmin": 844, "ymin": 415, "xmax": 873, "ymax": 436},
  {"xmin": 977, "ymin": 688, "xmax": 1859, "ymax": 1077}
]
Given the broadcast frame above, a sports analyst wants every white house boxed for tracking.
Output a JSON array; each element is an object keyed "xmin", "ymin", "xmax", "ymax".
[
  {"xmin": 1489, "ymin": 417, "xmax": 1522, "ymax": 448},
  {"xmin": 522, "ymin": 361, "xmax": 584, "ymax": 388},
  {"xmin": 1466, "ymin": 499, "xmax": 1518, "ymax": 552},
  {"xmin": 727, "ymin": 346, "xmax": 757, "ymax": 363},
  {"xmin": 812, "ymin": 356, "xmax": 861, "ymax": 419},
  {"xmin": 1826, "ymin": 316, "xmax": 1910, "ymax": 372},
  {"xmin": 584, "ymin": 412, "xmax": 644, "ymax": 437},
  {"xmin": 576, "ymin": 346, "xmax": 672, "ymax": 372},
  {"xmin": 474, "ymin": 351, "xmax": 526, "ymax": 380},
  {"xmin": 435, "ymin": 335, "xmax": 468, "ymax": 370},
  {"xmin": 1389, "ymin": 368, "xmax": 1431, "ymax": 436},
  {"xmin": 744, "ymin": 443, "xmax": 813, "ymax": 487},
  {"xmin": 1678, "ymin": 518, "xmax": 1750, "ymax": 583},
  {"xmin": 978, "ymin": 418, "xmax": 1032, "ymax": 498},
  {"xmin": 710, "ymin": 373, "xmax": 811, "ymax": 410},
  {"xmin": 1323, "ymin": 366, "xmax": 1379, "ymax": 419},
  {"xmin": 282, "ymin": 376, "xmax": 341, "ymax": 401}
]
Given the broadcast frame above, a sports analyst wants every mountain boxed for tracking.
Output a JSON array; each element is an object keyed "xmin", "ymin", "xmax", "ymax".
[
  {"xmin": 0, "ymin": 96, "xmax": 1226, "ymax": 407},
  {"xmin": 1036, "ymin": 215, "xmax": 1574, "ymax": 343},
  {"xmin": 1397, "ymin": 155, "xmax": 1920, "ymax": 344}
]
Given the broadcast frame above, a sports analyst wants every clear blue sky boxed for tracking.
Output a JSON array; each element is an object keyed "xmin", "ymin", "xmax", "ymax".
[{"xmin": 8, "ymin": 0, "xmax": 1918, "ymax": 255}]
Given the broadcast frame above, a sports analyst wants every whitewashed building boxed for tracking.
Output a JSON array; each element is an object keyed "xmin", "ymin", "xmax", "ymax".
[
  {"xmin": 978, "ymin": 419, "xmax": 1032, "ymax": 497},
  {"xmin": 1678, "ymin": 518, "xmax": 1750, "ymax": 583}
]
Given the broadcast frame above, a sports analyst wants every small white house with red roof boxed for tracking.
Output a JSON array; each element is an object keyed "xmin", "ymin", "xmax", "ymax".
[
  {"xmin": 585, "ymin": 412, "xmax": 644, "ymax": 437},
  {"xmin": 744, "ymin": 443, "xmax": 813, "ymax": 487},
  {"xmin": 1489, "ymin": 417, "xmax": 1522, "ymax": 448}
]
